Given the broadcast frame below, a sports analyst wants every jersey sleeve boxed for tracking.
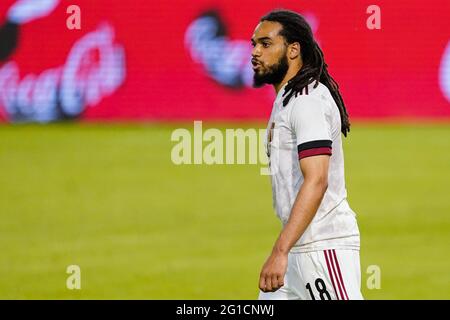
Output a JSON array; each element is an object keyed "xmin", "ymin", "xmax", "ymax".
[{"xmin": 289, "ymin": 96, "xmax": 333, "ymax": 160}]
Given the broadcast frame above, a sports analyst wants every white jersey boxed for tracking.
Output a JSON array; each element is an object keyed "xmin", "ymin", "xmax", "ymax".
[{"xmin": 266, "ymin": 81, "xmax": 360, "ymax": 253}]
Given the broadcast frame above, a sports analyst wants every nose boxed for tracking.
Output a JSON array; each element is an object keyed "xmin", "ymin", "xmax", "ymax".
[{"xmin": 251, "ymin": 45, "xmax": 261, "ymax": 58}]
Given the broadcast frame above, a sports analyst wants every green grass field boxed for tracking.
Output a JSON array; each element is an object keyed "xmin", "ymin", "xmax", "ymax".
[{"xmin": 0, "ymin": 122, "xmax": 449, "ymax": 299}]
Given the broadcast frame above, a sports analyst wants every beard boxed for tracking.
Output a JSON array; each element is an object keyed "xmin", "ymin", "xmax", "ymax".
[{"xmin": 253, "ymin": 54, "xmax": 289, "ymax": 88}]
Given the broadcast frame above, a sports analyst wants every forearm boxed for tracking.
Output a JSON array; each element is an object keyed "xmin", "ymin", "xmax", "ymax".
[{"xmin": 272, "ymin": 178, "xmax": 328, "ymax": 255}]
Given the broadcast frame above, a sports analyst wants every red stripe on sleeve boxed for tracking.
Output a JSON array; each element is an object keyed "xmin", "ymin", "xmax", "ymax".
[{"xmin": 298, "ymin": 147, "xmax": 332, "ymax": 160}]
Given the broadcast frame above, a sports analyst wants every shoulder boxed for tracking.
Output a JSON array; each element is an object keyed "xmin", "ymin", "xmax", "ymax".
[{"xmin": 288, "ymin": 83, "xmax": 331, "ymax": 117}]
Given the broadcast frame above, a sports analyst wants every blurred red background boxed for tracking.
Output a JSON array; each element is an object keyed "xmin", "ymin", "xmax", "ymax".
[{"xmin": 0, "ymin": 0, "xmax": 449, "ymax": 122}]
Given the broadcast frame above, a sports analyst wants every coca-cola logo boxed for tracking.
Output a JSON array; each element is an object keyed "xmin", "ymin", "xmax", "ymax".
[
  {"xmin": 184, "ymin": 10, "xmax": 253, "ymax": 88},
  {"xmin": 0, "ymin": 23, "xmax": 126, "ymax": 122},
  {"xmin": 184, "ymin": 10, "xmax": 319, "ymax": 90}
]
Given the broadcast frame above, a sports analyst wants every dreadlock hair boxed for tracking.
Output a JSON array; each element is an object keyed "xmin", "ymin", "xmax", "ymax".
[{"xmin": 261, "ymin": 9, "xmax": 350, "ymax": 136}]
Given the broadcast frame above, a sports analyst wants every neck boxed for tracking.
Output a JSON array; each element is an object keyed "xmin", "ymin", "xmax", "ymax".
[{"xmin": 274, "ymin": 62, "xmax": 302, "ymax": 94}]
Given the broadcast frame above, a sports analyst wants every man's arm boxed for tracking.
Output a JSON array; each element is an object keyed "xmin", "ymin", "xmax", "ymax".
[{"xmin": 259, "ymin": 154, "xmax": 330, "ymax": 293}]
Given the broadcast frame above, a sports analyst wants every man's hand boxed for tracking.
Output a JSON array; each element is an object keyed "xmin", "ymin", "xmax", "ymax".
[{"xmin": 259, "ymin": 250, "xmax": 288, "ymax": 292}]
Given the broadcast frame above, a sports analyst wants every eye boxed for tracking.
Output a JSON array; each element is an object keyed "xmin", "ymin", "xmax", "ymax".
[
  {"xmin": 251, "ymin": 42, "xmax": 256, "ymax": 48},
  {"xmin": 262, "ymin": 42, "xmax": 270, "ymax": 48}
]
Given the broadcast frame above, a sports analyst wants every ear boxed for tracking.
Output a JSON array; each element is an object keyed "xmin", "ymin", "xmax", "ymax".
[{"xmin": 288, "ymin": 42, "xmax": 301, "ymax": 60}]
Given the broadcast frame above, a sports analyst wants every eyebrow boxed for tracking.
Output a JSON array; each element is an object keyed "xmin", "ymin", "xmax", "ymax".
[{"xmin": 251, "ymin": 37, "xmax": 272, "ymax": 43}]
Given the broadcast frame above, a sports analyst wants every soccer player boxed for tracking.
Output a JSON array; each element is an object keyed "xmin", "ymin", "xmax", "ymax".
[{"xmin": 251, "ymin": 10, "xmax": 363, "ymax": 300}]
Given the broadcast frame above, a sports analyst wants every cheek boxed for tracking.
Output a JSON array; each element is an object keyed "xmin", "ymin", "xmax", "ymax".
[{"xmin": 265, "ymin": 49, "xmax": 283, "ymax": 66}]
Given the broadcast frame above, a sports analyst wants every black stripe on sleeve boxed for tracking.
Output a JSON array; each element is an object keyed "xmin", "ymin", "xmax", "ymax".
[{"xmin": 297, "ymin": 140, "xmax": 332, "ymax": 152}]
